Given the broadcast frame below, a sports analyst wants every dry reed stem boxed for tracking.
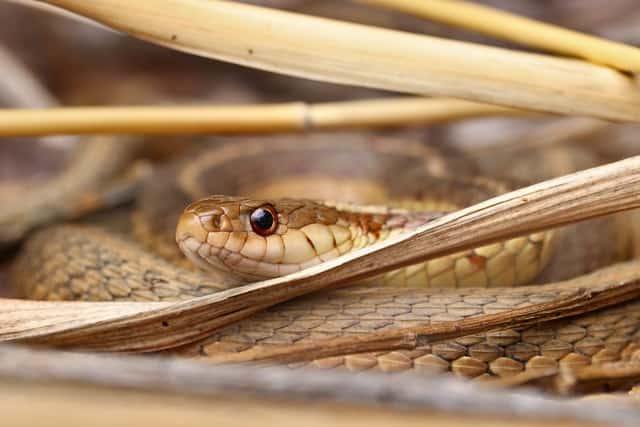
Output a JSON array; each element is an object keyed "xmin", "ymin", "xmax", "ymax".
[
  {"xmin": 7, "ymin": 380, "xmax": 589, "ymax": 427},
  {"xmin": 0, "ymin": 98, "xmax": 522, "ymax": 136},
  {"xmin": 0, "ymin": 346, "xmax": 635, "ymax": 427},
  {"xmin": 359, "ymin": 0, "xmax": 640, "ymax": 72},
  {"xmin": 2, "ymin": 155, "xmax": 640, "ymax": 352},
  {"xmin": 40, "ymin": 0, "xmax": 640, "ymax": 122}
]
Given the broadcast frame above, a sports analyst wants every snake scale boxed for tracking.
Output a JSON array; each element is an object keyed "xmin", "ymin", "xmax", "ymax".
[{"xmin": 6, "ymin": 135, "xmax": 640, "ymax": 379}]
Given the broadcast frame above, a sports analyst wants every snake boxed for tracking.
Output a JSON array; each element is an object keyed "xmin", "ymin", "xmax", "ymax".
[{"xmin": 5, "ymin": 134, "xmax": 640, "ymax": 380}]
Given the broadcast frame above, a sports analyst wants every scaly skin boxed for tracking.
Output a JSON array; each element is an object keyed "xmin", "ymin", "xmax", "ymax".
[
  {"xmin": 192, "ymin": 280, "xmax": 640, "ymax": 378},
  {"xmin": 7, "ymin": 136, "xmax": 635, "ymax": 378}
]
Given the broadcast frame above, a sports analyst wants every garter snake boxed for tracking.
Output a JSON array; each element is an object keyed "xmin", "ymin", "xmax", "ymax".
[{"xmin": 5, "ymin": 135, "xmax": 638, "ymax": 379}]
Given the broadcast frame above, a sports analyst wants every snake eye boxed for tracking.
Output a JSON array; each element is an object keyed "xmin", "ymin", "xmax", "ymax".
[{"xmin": 250, "ymin": 205, "xmax": 278, "ymax": 236}]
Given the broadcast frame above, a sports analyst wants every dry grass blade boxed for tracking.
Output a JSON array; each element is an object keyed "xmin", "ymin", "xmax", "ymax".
[
  {"xmin": 40, "ymin": 0, "xmax": 640, "ymax": 121},
  {"xmin": 2, "ymin": 155, "xmax": 640, "ymax": 351},
  {"xmin": 0, "ymin": 98, "xmax": 522, "ymax": 136},
  {"xmin": 359, "ymin": 0, "xmax": 640, "ymax": 72}
]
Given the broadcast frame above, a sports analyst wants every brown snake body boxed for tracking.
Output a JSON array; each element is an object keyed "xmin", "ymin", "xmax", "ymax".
[{"xmin": 6, "ymin": 135, "xmax": 640, "ymax": 379}]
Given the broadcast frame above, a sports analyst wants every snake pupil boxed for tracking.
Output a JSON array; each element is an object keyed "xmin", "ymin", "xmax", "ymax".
[{"xmin": 250, "ymin": 206, "xmax": 277, "ymax": 236}]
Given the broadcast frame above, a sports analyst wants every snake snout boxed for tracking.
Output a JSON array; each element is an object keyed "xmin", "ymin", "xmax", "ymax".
[
  {"xmin": 176, "ymin": 212, "xmax": 209, "ymax": 245},
  {"xmin": 176, "ymin": 211, "xmax": 228, "ymax": 273}
]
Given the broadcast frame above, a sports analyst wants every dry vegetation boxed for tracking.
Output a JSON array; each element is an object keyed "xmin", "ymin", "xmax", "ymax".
[{"xmin": 1, "ymin": 1, "xmax": 640, "ymax": 426}]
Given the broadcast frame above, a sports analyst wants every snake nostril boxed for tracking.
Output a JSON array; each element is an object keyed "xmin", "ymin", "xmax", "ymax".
[{"xmin": 200, "ymin": 214, "xmax": 221, "ymax": 231}]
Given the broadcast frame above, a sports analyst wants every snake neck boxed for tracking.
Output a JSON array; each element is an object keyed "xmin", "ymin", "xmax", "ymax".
[
  {"xmin": 330, "ymin": 201, "xmax": 447, "ymax": 252},
  {"xmin": 331, "ymin": 203, "xmax": 556, "ymax": 288}
]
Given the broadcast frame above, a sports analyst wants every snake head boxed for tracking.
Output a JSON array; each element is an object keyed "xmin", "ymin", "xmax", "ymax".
[{"xmin": 176, "ymin": 195, "xmax": 352, "ymax": 282}]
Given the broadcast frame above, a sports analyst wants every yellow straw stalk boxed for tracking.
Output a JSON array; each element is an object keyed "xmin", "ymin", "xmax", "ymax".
[{"xmin": 0, "ymin": 98, "xmax": 521, "ymax": 136}]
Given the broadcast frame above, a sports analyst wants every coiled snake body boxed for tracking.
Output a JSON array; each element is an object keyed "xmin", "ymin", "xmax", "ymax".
[{"xmin": 7, "ymin": 136, "xmax": 640, "ymax": 379}]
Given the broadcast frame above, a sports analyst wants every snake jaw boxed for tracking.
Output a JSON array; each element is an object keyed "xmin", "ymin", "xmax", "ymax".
[{"xmin": 176, "ymin": 211, "xmax": 220, "ymax": 272}]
